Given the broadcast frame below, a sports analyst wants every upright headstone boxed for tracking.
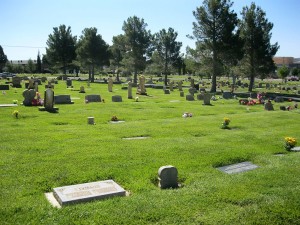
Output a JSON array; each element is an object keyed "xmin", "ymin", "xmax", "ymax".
[
  {"xmin": 190, "ymin": 78, "xmax": 195, "ymax": 88},
  {"xmin": 178, "ymin": 81, "xmax": 183, "ymax": 91},
  {"xmin": 128, "ymin": 81, "xmax": 133, "ymax": 99},
  {"xmin": 169, "ymin": 81, "xmax": 174, "ymax": 91},
  {"xmin": 28, "ymin": 79, "xmax": 34, "ymax": 89},
  {"xmin": 22, "ymin": 89, "xmax": 36, "ymax": 106},
  {"xmin": 44, "ymin": 88, "xmax": 54, "ymax": 111},
  {"xmin": 139, "ymin": 75, "xmax": 146, "ymax": 95},
  {"xmin": 85, "ymin": 95, "xmax": 101, "ymax": 103},
  {"xmin": 79, "ymin": 86, "xmax": 85, "ymax": 93},
  {"xmin": 203, "ymin": 93, "xmax": 211, "ymax": 105},
  {"xmin": 112, "ymin": 95, "xmax": 122, "ymax": 102},
  {"xmin": 54, "ymin": 95, "xmax": 74, "ymax": 104},
  {"xmin": 108, "ymin": 77, "xmax": 113, "ymax": 92},
  {"xmin": 66, "ymin": 79, "xmax": 72, "ymax": 88},
  {"xmin": 164, "ymin": 89, "xmax": 170, "ymax": 94},
  {"xmin": 12, "ymin": 77, "xmax": 22, "ymax": 88},
  {"xmin": 158, "ymin": 165, "xmax": 178, "ymax": 189},
  {"xmin": 34, "ymin": 82, "xmax": 39, "ymax": 92},
  {"xmin": 188, "ymin": 88, "xmax": 197, "ymax": 96},
  {"xmin": 180, "ymin": 91, "xmax": 184, "ymax": 97},
  {"xmin": 264, "ymin": 101, "xmax": 274, "ymax": 111},
  {"xmin": 223, "ymin": 92, "xmax": 232, "ymax": 99},
  {"xmin": 186, "ymin": 94, "xmax": 194, "ymax": 101}
]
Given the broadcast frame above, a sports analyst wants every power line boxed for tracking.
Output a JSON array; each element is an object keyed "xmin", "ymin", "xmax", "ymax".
[{"xmin": 2, "ymin": 45, "xmax": 46, "ymax": 48}]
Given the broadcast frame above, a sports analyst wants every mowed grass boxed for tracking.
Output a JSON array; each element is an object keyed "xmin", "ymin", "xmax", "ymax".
[{"xmin": 0, "ymin": 78, "xmax": 300, "ymax": 224}]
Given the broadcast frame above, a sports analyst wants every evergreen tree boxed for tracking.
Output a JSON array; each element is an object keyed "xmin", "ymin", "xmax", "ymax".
[
  {"xmin": 76, "ymin": 27, "xmax": 110, "ymax": 82},
  {"xmin": 46, "ymin": 25, "xmax": 77, "ymax": 75},
  {"xmin": 239, "ymin": 3, "xmax": 279, "ymax": 91},
  {"xmin": 36, "ymin": 51, "xmax": 42, "ymax": 73},
  {"xmin": 153, "ymin": 27, "xmax": 182, "ymax": 85},
  {"xmin": 122, "ymin": 16, "xmax": 152, "ymax": 84},
  {"xmin": 192, "ymin": 0, "xmax": 238, "ymax": 92},
  {"xmin": 0, "ymin": 45, "xmax": 8, "ymax": 72}
]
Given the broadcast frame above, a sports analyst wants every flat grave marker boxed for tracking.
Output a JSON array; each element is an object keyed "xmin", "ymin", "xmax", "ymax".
[
  {"xmin": 217, "ymin": 161, "xmax": 259, "ymax": 174},
  {"xmin": 51, "ymin": 180, "xmax": 126, "ymax": 206},
  {"xmin": 291, "ymin": 146, "xmax": 300, "ymax": 152}
]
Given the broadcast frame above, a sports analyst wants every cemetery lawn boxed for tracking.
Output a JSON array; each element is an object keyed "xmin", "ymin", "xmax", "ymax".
[{"xmin": 1, "ymin": 78, "xmax": 300, "ymax": 225}]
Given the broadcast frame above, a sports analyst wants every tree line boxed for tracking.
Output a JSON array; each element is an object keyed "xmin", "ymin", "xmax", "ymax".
[{"xmin": 0, "ymin": 0, "xmax": 279, "ymax": 92}]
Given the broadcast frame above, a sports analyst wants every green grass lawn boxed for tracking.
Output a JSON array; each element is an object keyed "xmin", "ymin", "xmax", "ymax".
[{"xmin": 1, "ymin": 77, "xmax": 300, "ymax": 224}]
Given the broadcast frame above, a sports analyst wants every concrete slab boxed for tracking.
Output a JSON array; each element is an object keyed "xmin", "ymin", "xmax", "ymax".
[
  {"xmin": 52, "ymin": 179, "xmax": 126, "ymax": 206},
  {"xmin": 0, "ymin": 104, "xmax": 18, "ymax": 107},
  {"xmin": 122, "ymin": 136, "xmax": 150, "ymax": 140},
  {"xmin": 218, "ymin": 161, "xmax": 259, "ymax": 174},
  {"xmin": 291, "ymin": 146, "xmax": 300, "ymax": 152}
]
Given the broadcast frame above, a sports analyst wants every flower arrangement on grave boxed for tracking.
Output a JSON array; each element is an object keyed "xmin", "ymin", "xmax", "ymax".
[
  {"xmin": 13, "ymin": 100, "xmax": 18, "ymax": 104},
  {"xmin": 256, "ymin": 92, "xmax": 265, "ymax": 104},
  {"xmin": 111, "ymin": 115, "xmax": 118, "ymax": 121},
  {"xmin": 12, "ymin": 110, "xmax": 19, "ymax": 119},
  {"xmin": 284, "ymin": 137, "xmax": 297, "ymax": 151},
  {"xmin": 182, "ymin": 112, "xmax": 193, "ymax": 118},
  {"xmin": 247, "ymin": 97, "xmax": 256, "ymax": 106},
  {"xmin": 221, "ymin": 117, "xmax": 230, "ymax": 129},
  {"xmin": 31, "ymin": 92, "xmax": 43, "ymax": 106},
  {"xmin": 135, "ymin": 96, "xmax": 139, "ymax": 102}
]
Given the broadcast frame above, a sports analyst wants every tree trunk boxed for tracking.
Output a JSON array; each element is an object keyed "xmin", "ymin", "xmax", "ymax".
[
  {"xmin": 91, "ymin": 65, "xmax": 95, "ymax": 82},
  {"xmin": 248, "ymin": 53, "xmax": 255, "ymax": 92}
]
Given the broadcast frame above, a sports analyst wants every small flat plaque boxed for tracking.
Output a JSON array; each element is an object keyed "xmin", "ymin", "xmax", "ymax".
[
  {"xmin": 291, "ymin": 146, "xmax": 300, "ymax": 152},
  {"xmin": 218, "ymin": 161, "xmax": 258, "ymax": 174},
  {"xmin": 122, "ymin": 136, "xmax": 149, "ymax": 140},
  {"xmin": 53, "ymin": 180, "xmax": 126, "ymax": 206}
]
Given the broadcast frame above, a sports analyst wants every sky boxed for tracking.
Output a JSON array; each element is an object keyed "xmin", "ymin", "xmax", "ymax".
[{"xmin": 1, "ymin": 0, "xmax": 299, "ymax": 60}]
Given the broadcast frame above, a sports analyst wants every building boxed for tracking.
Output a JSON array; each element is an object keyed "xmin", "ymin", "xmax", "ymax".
[{"xmin": 273, "ymin": 57, "xmax": 300, "ymax": 68}]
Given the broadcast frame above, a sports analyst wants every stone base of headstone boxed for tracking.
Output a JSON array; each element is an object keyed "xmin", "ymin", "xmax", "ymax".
[
  {"xmin": 52, "ymin": 180, "xmax": 126, "ymax": 206},
  {"xmin": 264, "ymin": 102, "xmax": 274, "ymax": 111},
  {"xmin": 164, "ymin": 89, "xmax": 170, "ymax": 94},
  {"xmin": 88, "ymin": 117, "xmax": 95, "ymax": 125}
]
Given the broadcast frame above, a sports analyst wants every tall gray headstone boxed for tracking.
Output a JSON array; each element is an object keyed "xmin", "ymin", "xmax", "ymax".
[
  {"xmin": 108, "ymin": 77, "xmax": 113, "ymax": 92},
  {"xmin": 128, "ymin": 81, "xmax": 133, "ymax": 99},
  {"xmin": 203, "ymin": 93, "xmax": 211, "ymax": 105},
  {"xmin": 44, "ymin": 88, "xmax": 54, "ymax": 111},
  {"xmin": 178, "ymin": 81, "xmax": 183, "ymax": 91}
]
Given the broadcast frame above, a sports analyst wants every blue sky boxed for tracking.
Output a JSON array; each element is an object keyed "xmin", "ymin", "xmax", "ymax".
[{"xmin": 1, "ymin": 0, "xmax": 299, "ymax": 60}]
